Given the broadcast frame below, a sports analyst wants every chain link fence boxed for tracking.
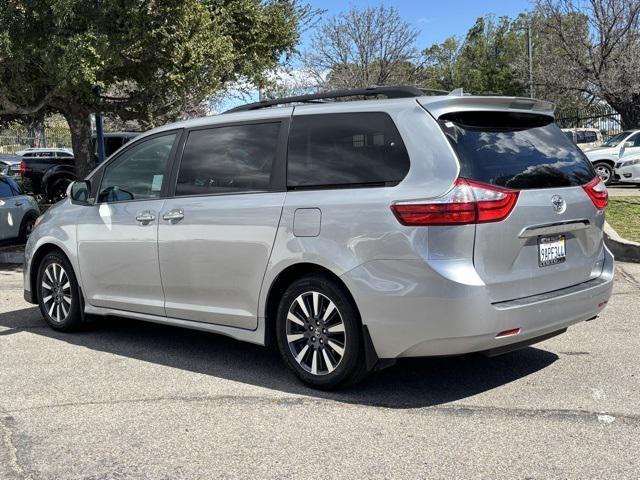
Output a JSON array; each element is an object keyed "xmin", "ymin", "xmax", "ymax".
[{"xmin": 0, "ymin": 126, "xmax": 72, "ymax": 154}]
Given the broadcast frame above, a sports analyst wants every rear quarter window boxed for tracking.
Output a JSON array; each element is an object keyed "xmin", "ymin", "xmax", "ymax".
[
  {"xmin": 439, "ymin": 112, "xmax": 596, "ymax": 189},
  {"xmin": 287, "ymin": 112, "xmax": 410, "ymax": 189}
]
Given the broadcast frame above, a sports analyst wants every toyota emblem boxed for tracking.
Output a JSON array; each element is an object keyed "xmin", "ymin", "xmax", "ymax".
[{"xmin": 551, "ymin": 194, "xmax": 566, "ymax": 214}]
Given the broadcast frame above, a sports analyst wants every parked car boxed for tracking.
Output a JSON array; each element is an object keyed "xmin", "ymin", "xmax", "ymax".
[
  {"xmin": 15, "ymin": 133, "xmax": 138, "ymax": 203},
  {"xmin": 585, "ymin": 129, "xmax": 640, "ymax": 185},
  {"xmin": 15, "ymin": 148, "xmax": 76, "ymax": 202},
  {"xmin": 0, "ymin": 155, "xmax": 20, "ymax": 176},
  {"xmin": 0, "ymin": 174, "xmax": 40, "ymax": 242},
  {"xmin": 561, "ymin": 128, "xmax": 603, "ymax": 151},
  {"xmin": 614, "ymin": 153, "xmax": 640, "ymax": 184},
  {"xmin": 23, "ymin": 87, "xmax": 614, "ymax": 389}
]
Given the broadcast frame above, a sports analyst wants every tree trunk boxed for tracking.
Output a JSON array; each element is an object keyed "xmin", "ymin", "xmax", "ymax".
[
  {"xmin": 63, "ymin": 108, "xmax": 94, "ymax": 179},
  {"xmin": 618, "ymin": 106, "xmax": 640, "ymax": 131}
]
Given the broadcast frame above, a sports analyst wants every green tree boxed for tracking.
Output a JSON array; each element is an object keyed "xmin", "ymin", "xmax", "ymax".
[
  {"xmin": 420, "ymin": 16, "xmax": 528, "ymax": 96},
  {"xmin": 0, "ymin": 0, "xmax": 303, "ymax": 177}
]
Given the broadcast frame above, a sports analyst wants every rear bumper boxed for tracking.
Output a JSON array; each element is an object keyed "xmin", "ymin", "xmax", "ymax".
[{"xmin": 341, "ymin": 246, "xmax": 614, "ymax": 359}]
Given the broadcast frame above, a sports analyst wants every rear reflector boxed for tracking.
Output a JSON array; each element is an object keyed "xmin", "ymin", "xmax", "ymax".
[
  {"xmin": 582, "ymin": 176, "xmax": 608, "ymax": 209},
  {"xmin": 391, "ymin": 178, "xmax": 519, "ymax": 226},
  {"xmin": 496, "ymin": 328, "xmax": 521, "ymax": 338}
]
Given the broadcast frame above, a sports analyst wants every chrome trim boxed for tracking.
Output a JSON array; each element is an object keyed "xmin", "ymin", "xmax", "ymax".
[{"xmin": 518, "ymin": 220, "xmax": 590, "ymax": 238}]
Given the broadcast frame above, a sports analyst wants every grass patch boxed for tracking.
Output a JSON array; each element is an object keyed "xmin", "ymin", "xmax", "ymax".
[{"xmin": 607, "ymin": 196, "xmax": 640, "ymax": 243}]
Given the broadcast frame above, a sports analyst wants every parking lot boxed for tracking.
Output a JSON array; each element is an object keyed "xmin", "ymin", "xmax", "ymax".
[{"xmin": 0, "ymin": 262, "xmax": 638, "ymax": 479}]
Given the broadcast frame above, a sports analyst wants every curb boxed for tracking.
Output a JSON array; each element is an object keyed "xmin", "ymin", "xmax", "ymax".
[{"xmin": 604, "ymin": 221, "xmax": 640, "ymax": 263}]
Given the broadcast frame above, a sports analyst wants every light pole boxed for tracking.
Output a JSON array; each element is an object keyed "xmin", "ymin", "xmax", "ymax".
[
  {"xmin": 92, "ymin": 86, "xmax": 106, "ymax": 164},
  {"xmin": 527, "ymin": 23, "xmax": 534, "ymax": 98}
]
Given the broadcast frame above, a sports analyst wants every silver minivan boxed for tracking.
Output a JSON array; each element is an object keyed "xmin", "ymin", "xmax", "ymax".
[{"xmin": 24, "ymin": 87, "xmax": 614, "ymax": 388}]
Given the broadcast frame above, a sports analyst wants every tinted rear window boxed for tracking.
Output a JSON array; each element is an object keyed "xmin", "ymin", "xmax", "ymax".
[
  {"xmin": 439, "ymin": 112, "xmax": 596, "ymax": 189},
  {"xmin": 287, "ymin": 113, "xmax": 410, "ymax": 189}
]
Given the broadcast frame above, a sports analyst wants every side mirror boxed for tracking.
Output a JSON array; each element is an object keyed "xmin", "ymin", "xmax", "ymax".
[{"xmin": 70, "ymin": 180, "xmax": 92, "ymax": 205}]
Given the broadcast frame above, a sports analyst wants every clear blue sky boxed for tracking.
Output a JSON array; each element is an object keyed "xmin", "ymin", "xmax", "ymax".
[{"xmin": 301, "ymin": 0, "xmax": 533, "ymax": 48}]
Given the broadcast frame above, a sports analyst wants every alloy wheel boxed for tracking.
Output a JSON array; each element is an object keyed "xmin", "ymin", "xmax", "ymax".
[
  {"xmin": 595, "ymin": 165, "xmax": 611, "ymax": 184},
  {"xmin": 41, "ymin": 263, "xmax": 72, "ymax": 324},
  {"xmin": 286, "ymin": 291, "xmax": 346, "ymax": 376}
]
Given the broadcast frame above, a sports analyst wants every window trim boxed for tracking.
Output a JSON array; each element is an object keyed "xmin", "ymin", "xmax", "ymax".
[
  {"xmin": 285, "ymin": 111, "xmax": 410, "ymax": 191},
  {"xmin": 93, "ymin": 130, "xmax": 183, "ymax": 205},
  {"xmin": 166, "ymin": 118, "xmax": 289, "ymax": 199}
]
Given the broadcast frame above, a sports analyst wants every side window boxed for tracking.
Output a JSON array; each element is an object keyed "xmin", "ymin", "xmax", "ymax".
[
  {"xmin": 0, "ymin": 178, "xmax": 14, "ymax": 198},
  {"xmin": 98, "ymin": 133, "xmax": 176, "ymax": 203},
  {"xmin": 287, "ymin": 112, "xmax": 410, "ymax": 189},
  {"xmin": 584, "ymin": 131, "xmax": 598, "ymax": 143},
  {"xmin": 175, "ymin": 122, "xmax": 281, "ymax": 196},
  {"xmin": 632, "ymin": 133, "xmax": 640, "ymax": 147}
]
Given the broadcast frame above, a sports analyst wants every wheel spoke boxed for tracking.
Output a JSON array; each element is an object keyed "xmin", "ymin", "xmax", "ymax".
[
  {"xmin": 42, "ymin": 295, "xmax": 52, "ymax": 304},
  {"xmin": 42, "ymin": 281, "xmax": 52, "ymax": 290},
  {"xmin": 45, "ymin": 268, "xmax": 54, "ymax": 284},
  {"xmin": 62, "ymin": 281, "xmax": 70, "ymax": 291},
  {"xmin": 62, "ymin": 295, "xmax": 72, "ymax": 305},
  {"xmin": 327, "ymin": 323, "xmax": 344, "ymax": 334},
  {"xmin": 311, "ymin": 350, "xmax": 318, "ymax": 375},
  {"xmin": 60, "ymin": 301, "xmax": 68, "ymax": 318},
  {"xmin": 295, "ymin": 344, "xmax": 309, "ymax": 364},
  {"xmin": 287, "ymin": 312, "xmax": 304, "ymax": 327},
  {"xmin": 322, "ymin": 301, "xmax": 336, "ymax": 321},
  {"xmin": 56, "ymin": 304, "xmax": 62, "ymax": 322},
  {"xmin": 296, "ymin": 296, "xmax": 310, "ymax": 318},
  {"xmin": 287, "ymin": 333, "xmax": 305, "ymax": 343},
  {"xmin": 57, "ymin": 265, "xmax": 64, "ymax": 282},
  {"xmin": 327, "ymin": 340, "xmax": 344, "ymax": 357},
  {"xmin": 322, "ymin": 349, "xmax": 335, "ymax": 373},
  {"xmin": 48, "ymin": 301, "xmax": 56, "ymax": 317},
  {"xmin": 312, "ymin": 292, "xmax": 319, "ymax": 317}
]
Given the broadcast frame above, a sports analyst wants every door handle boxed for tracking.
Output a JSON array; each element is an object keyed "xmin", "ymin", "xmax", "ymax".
[
  {"xmin": 162, "ymin": 209, "xmax": 184, "ymax": 223},
  {"xmin": 135, "ymin": 211, "xmax": 156, "ymax": 224},
  {"xmin": 14, "ymin": 201, "xmax": 24, "ymax": 206}
]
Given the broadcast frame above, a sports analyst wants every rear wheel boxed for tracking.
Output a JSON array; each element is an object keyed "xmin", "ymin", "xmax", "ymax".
[
  {"xmin": 276, "ymin": 273, "xmax": 368, "ymax": 389},
  {"xmin": 593, "ymin": 162, "xmax": 614, "ymax": 185},
  {"xmin": 36, "ymin": 251, "xmax": 83, "ymax": 331},
  {"xmin": 47, "ymin": 177, "xmax": 72, "ymax": 203}
]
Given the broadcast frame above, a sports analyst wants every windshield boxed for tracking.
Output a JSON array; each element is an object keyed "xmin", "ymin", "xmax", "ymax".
[
  {"xmin": 439, "ymin": 111, "xmax": 596, "ymax": 190},
  {"xmin": 602, "ymin": 131, "xmax": 633, "ymax": 147}
]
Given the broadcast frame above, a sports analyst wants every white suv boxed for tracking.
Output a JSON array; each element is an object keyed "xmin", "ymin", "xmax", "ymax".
[{"xmin": 585, "ymin": 130, "xmax": 640, "ymax": 185}]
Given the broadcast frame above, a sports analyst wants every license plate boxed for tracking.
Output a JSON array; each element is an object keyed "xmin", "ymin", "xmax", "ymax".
[{"xmin": 538, "ymin": 235, "xmax": 566, "ymax": 267}]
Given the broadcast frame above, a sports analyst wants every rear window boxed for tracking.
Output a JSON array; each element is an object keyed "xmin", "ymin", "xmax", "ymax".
[
  {"xmin": 439, "ymin": 112, "xmax": 596, "ymax": 189},
  {"xmin": 287, "ymin": 113, "xmax": 410, "ymax": 189}
]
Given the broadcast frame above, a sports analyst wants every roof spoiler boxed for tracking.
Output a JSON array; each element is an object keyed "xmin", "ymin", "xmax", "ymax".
[{"xmin": 419, "ymin": 96, "xmax": 556, "ymax": 119}]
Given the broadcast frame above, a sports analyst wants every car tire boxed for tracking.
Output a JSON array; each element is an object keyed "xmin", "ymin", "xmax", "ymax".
[
  {"xmin": 593, "ymin": 162, "xmax": 614, "ymax": 186},
  {"xmin": 276, "ymin": 273, "xmax": 368, "ymax": 389},
  {"xmin": 18, "ymin": 211, "xmax": 38, "ymax": 242},
  {"xmin": 36, "ymin": 251, "xmax": 83, "ymax": 332},
  {"xmin": 47, "ymin": 177, "xmax": 72, "ymax": 203}
]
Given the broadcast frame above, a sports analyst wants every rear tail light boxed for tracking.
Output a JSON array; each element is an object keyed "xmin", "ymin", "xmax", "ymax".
[
  {"xmin": 582, "ymin": 176, "xmax": 608, "ymax": 209},
  {"xmin": 390, "ymin": 178, "xmax": 519, "ymax": 226},
  {"xmin": 19, "ymin": 160, "xmax": 26, "ymax": 176}
]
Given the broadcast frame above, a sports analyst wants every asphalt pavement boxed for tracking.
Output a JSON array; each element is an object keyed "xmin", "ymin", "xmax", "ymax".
[{"xmin": 0, "ymin": 262, "xmax": 639, "ymax": 479}]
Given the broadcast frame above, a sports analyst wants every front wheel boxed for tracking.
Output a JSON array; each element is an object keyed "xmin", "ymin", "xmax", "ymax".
[
  {"xmin": 276, "ymin": 273, "xmax": 368, "ymax": 389},
  {"xmin": 593, "ymin": 162, "xmax": 614, "ymax": 186},
  {"xmin": 36, "ymin": 251, "xmax": 83, "ymax": 332}
]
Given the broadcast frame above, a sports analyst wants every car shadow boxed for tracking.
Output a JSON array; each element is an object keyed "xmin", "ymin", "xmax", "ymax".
[{"xmin": 0, "ymin": 306, "xmax": 559, "ymax": 409}]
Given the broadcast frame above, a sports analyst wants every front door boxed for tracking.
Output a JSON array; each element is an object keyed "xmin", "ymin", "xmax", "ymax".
[
  {"xmin": 158, "ymin": 120, "xmax": 288, "ymax": 329},
  {"xmin": 77, "ymin": 132, "xmax": 178, "ymax": 316}
]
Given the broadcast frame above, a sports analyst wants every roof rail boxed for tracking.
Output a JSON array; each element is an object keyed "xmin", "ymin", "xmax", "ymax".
[{"xmin": 223, "ymin": 85, "xmax": 425, "ymax": 114}]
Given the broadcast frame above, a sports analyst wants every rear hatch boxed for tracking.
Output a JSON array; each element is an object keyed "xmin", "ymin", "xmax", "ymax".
[{"xmin": 439, "ymin": 111, "xmax": 606, "ymax": 303}]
